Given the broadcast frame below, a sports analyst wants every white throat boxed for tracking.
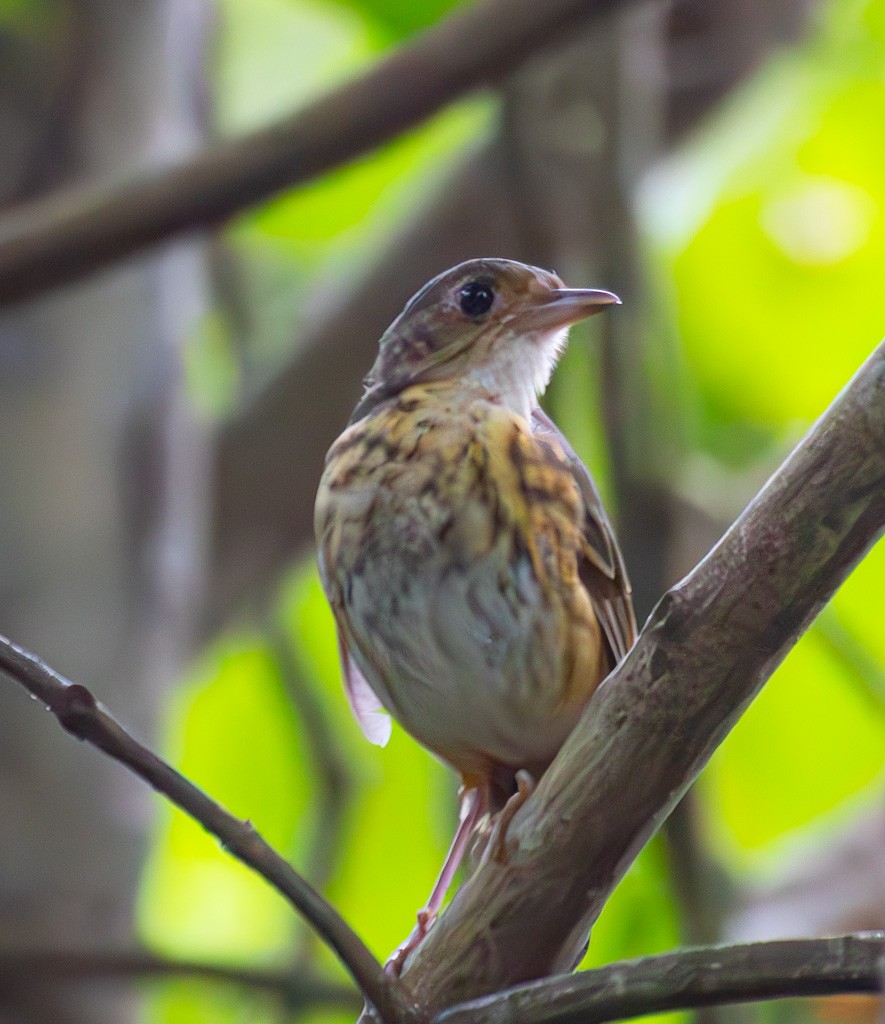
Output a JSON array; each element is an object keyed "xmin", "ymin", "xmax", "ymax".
[{"xmin": 471, "ymin": 325, "xmax": 570, "ymax": 421}]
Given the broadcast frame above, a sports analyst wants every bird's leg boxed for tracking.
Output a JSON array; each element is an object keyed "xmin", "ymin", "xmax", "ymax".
[
  {"xmin": 385, "ymin": 783, "xmax": 487, "ymax": 975},
  {"xmin": 481, "ymin": 768, "xmax": 535, "ymax": 866}
]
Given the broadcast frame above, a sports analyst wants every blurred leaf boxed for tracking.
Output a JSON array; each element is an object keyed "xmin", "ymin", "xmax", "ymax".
[
  {"xmin": 144, "ymin": 981, "xmax": 277, "ymax": 1024},
  {"xmin": 641, "ymin": 0, "xmax": 885, "ymax": 437},
  {"xmin": 217, "ymin": 0, "xmax": 490, "ymax": 367},
  {"xmin": 182, "ymin": 311, "xmax": 240, "ymax": 419},
  {"xmin": 0, "ymin": 0, "xmax": 57, "ymax": 34},
  {"xmin": 222, "ymin": 107, "xmax": 489, "ymax": 380},
  {"xmin": 217, "ymin": 0, "xmax": 490, "ymax": 263},
  {"xmin": 702, "ymin": 546, "xmax": 885, "ymax": 864},
  {"xmin": 547, "ymin": 322, "xmax": 616, "ymax": 509},
  {"xmin": 216, "ymin": 0, "xmax": 375, "ymax": 134},
  {"xmin": 138, "ymin": 640, "xmax": 309, "ymax": 960},
  {"xmin": 582, "ymin": 837, "xmax": 681, "ymax": 966},
  {"xmin": 243, "ymin": 99, "xmax": 488, "ymax": 260},
  {"xmin": 325, "ymin": 0, "xmax": 465, "ymax": 39},
  {"xmin": 829, "ymin": 538, "xmax": 885, "ymax": 668},
  {"xmin": 580, "ymin": 838, "xmax": 686, "ymax": 1024}
]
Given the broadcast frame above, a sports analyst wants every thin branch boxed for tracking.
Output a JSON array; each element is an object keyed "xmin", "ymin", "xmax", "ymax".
[
  {"xmin": 0, "ymin": 0, "xmax": 627, "ymax": 307},
  {"xmin": 0, "ymin": 949, "xmax": 360, "ymax": 1011},
  {"xmin": 0, "ymin": 638, "xmax": 414, "ymax": 1024},
  {"xmin": 392, "ymin": 343, "xmax": 885, "ymax": 1014},
  {"xmin": 435, "ymin": 935, "xmax": 885, "ymax": 1024}
]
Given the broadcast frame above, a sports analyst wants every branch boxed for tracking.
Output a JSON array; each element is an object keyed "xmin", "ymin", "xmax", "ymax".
[
  {"xmin": 435, "ymin": 935, "xmax": 885, "ymax": 1024},
  {"xmin": 0, "ymin": 0, "xmax": 626, "ymax": 307},
  {"xmin": 0, "ymin": 638, "xmax": 413, "ymax": 1024},
  {"xmin": 0, "ymin": 949, "xmax": 360, "ymax": 1011},
  {"xmin": 394, "ymin": 343, "xmax": 885, "ymax": 1013}
]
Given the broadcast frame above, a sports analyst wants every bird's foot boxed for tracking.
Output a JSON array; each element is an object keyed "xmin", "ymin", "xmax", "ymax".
[
  {"xmin": 385, "ymin": 908, "xmax": 436, "ymax": 976},
  {"xmin": 482, "ymin": 769, "xmax": 535, "ymax": 866},
  {"xmin": 386, "ymin": 785, "xmax": 487, "ymax": 976}
]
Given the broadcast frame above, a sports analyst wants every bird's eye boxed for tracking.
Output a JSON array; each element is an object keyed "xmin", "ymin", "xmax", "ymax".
[{"xmin": 458, "ymin": 280, "xmax": 495, "ymax": 318}]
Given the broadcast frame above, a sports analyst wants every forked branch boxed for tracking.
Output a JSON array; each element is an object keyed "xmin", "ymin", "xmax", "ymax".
[{"xmin": 1, "ymin": 342, "xmax": 882, "ymax": 1024}]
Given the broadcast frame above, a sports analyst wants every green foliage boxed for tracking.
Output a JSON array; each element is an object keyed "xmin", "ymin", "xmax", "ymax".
[
  {"xmin": 215, "ymin": 0, "xmax": 374, "ymax": 134},
  {"xmin": 643, "ymin": 0, "xmax": 885, "ymax": 441},
  {"xmin": 640, "ymin": 0, "xmax": 885, "ymax": 872},
  {"xmin": 182, "ymin": 311, "xmax": 241, "ymax": 419},
  {"xmin": 324, "ymin": 0, "xmax": 465, "ymax": 40},
  {"xmin": 145, "ymin": 980, "xmax": 278, "ymax": 1024},
  {"xmin": 547, "ymin": 322, "xmax": 616, "ymax": 507},
  {"xmin": 582, "ymin": 837, "xmax": 682, "ymax": 967},
  {"xmin": 703, "ymin": 546, "xmax": 885, "ymax": 863},
  {"xmin": 138, "ymin": 641, "xmax": 310, "ymax": 959},
  {"xmin": 0, "ymin": 0, "xmax": 57, "ymax": 35}
]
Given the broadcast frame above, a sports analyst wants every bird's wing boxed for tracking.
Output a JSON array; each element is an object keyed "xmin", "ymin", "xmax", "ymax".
[
  {"xmin": 531, "ymin": 407, "xmax": 637, "ymax": 664},
  {"xmin": 318, "ymin": 537, "xmax": 392, "ymax": 747},
  {"xmin": 334, "ymin": 619, "xmax": 392, "ymax": 747}
]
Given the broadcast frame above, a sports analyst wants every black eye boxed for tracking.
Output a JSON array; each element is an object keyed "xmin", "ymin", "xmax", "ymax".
[{"xmin": 458, "ymin": 280, "xmax": 495, "ymax": 318}]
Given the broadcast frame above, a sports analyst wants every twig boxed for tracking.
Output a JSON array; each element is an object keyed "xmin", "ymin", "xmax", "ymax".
[
  {"xmin": 0, "ymin": 0, "xmax": 626, "ymax": 307},
  {"xmin": 393, "ymin": 342, "xmax": 885, "ymax": 1014},
  {"xmin": 435, "ymin": 934, "xmax": 885, "ymax": 1024},
  {"xmin": 0, "ymin": 948, "xmax": 360, "ymax": 1011},
  {"xmin": 0, "ymin": 638, "xmax": 414, "ymax": 1024}
]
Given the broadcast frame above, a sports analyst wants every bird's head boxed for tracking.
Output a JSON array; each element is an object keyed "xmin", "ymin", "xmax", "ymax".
[{"xmin": 353, "ymin": 258, "xmax": 619, "ymax": 422}]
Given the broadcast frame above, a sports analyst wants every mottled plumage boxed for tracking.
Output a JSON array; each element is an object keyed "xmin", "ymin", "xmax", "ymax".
[{"xmin": 314, "ymin": 258, "xmax": 635, "ymax": 964}]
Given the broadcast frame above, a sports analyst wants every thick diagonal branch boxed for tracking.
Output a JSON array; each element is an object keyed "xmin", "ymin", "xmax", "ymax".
[
  {"xmin": 0, "ymin": 0, "xmax": 625, "ymax": 307},
  {"xmin": 394, "ymin": 341, "xmax": 885, "ymax": 1013},
  {"xmin": 0, "ymin": 639, "xmax": 413, "ymax": 1024},
  {"xmin": 436, "ymin": 934, "xmax": 885, "ymax": 1024}
]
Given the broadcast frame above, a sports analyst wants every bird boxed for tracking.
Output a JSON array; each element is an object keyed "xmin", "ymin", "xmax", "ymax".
[{"xmin": 314, "ymin": 257, "xmax": 636, "ymax": 968}]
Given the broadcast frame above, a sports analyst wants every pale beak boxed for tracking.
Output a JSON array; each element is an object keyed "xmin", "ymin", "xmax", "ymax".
[{"xmin": 518, "ymin": 288, "xmax": 621, "ymax": 331}]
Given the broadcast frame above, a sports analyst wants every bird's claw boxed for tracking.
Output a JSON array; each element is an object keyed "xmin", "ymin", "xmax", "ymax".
[
  {"xmin": 385, "ymin": 908, "xmax": 437, "ymax": 976},
  {"xmin": 482, "ymin": 769, "xmax": 536, "ymax": 866}
]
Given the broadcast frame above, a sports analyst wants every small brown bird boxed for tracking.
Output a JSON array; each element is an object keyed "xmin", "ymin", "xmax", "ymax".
[{"xmin": 315, "ymin": 258, "xmax": 635, "ymax": 965}]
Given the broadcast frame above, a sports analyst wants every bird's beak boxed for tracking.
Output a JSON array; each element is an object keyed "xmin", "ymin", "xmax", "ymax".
[{"xmin": 517, "ymin": 288, "xmax": 621, "ymax": 331}]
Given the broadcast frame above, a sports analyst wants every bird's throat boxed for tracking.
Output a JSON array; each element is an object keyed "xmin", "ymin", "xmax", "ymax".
[{"xmin": 471, "ymin": 325, "xmax": 569, "ymax": 421}]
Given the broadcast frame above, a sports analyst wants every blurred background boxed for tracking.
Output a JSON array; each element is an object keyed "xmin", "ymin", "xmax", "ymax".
[{"xmin": 0, "ymin": 0, "xmax": 882, "ymax": 1022}]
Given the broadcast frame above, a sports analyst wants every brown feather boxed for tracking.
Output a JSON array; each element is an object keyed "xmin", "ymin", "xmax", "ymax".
[{"xmin": 531, "ymin": 407, "xmax": 637, "ymax": 666}]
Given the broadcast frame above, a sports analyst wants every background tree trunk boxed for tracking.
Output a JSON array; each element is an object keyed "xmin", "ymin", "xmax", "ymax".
[{"xmin": 0, "ymin": 2, "xmax": 213, "ymax": 1021}]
